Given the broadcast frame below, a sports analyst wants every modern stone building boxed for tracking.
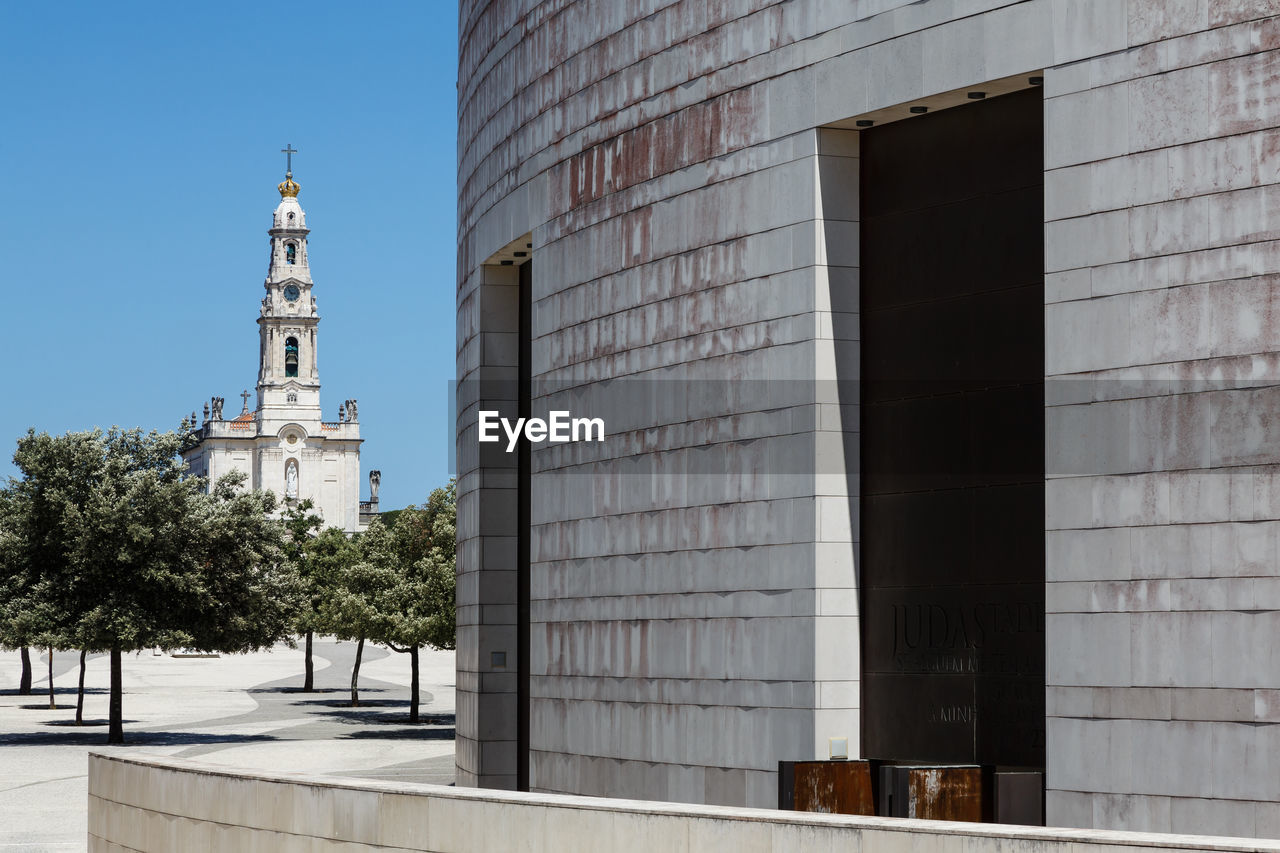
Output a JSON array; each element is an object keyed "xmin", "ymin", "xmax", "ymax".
[
  {"xmin": 456, "ymin": 0, "xmax": 1280, "ymax": 837},
  {"xmin": 185, "ymin": 160, "xmax": 372, "ymax": 534}
]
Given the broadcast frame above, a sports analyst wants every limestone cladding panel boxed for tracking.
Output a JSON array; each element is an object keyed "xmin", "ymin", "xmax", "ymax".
[
  {"xmin": 1041, "ymin": 0, "xmax": 1280, "ymax": 835},
  {"xmin": 458, "ymin": 0, "xmax": 1280, "ymax": 829}
]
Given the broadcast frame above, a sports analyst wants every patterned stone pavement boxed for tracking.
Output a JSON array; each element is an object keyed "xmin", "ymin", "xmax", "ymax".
[{"xmin": 0, "ymin": 641, "xmax": 456, "ymax": 851}]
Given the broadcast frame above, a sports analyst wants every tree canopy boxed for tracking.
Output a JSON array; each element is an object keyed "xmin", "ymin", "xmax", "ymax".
[
  {"xmin": 386, "ymin": 481, "xmax": 457, "ymax": 653},
  {"xmin": 0, "ymin": 485, "xmax": 40, "ymax": 695},
  {"xmin": 6, "ymin": 426, "xmax": 302, "ymax": 741},
  {"xmin": 282, "ymin": 500, "xmax": 326, "ymax": 691},
  {"xmin": 4, "ymin": 423, "xmax": 458, "ymax": 735},
  {"xmin": 321, "ymin": 481, "xmax": 456, "ymax": 718}
]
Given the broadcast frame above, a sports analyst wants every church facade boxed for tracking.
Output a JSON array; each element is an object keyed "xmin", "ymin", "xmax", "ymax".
[{"xmin": 184, "ymin": 161, "xmax": 370, "ymax": 534}]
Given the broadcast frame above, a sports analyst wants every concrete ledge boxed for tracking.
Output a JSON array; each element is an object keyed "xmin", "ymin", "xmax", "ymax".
[{"xmin": 87, "ymin": 752, "xmax": 1280, "ymax": 852}]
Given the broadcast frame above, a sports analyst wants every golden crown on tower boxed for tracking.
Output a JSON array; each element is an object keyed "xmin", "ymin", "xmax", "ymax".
[{"xmin": 278, "ymin": 176, "xmax": 301, "ymax": 198}]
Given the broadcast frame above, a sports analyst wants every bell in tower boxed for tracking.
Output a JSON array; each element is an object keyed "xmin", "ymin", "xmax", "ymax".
[{"xmin": 285, "ymin": 337, "xmax": 299, "ymax": 378}]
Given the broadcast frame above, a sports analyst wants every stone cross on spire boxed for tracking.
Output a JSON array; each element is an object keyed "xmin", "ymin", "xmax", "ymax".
[
  {"xmin": 241, "ymin": 389, "xmax": 251, "ymax": 414},
  {"xmin": 281, "ymin": 144, "xmax": 297, "ymax": 178}
]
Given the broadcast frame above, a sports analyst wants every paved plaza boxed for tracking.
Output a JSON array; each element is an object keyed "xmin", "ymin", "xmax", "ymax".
[{"xmin": 0, "ymin": 640, "xmax": 456, "ymax": 851}]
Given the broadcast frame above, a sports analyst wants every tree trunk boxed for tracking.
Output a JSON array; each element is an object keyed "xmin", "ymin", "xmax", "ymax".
[
  {"xmin": 107, "ymin": 646, "xmax": 123, "ymax": 744},
  {"xmin": 18, "ymin": 647, "xmax": 31, "ymax": 695},
  {"xmin": 303, "ymin": 630, "xmax": 314, "ymax": 692},
  {"xmin": 409, "ymin": 646, "xmax": 420, "ymax": 724},
  {"xmin": 350, "ymin": 637, "xmax": 364, "ymax": 707},
  {"xmin": 47, "ymin": 646, "xmax": 55, "ymax": 710},
  {"xmin": 76, "ymin": 650, "xmax": 87, "ymax": 725}
]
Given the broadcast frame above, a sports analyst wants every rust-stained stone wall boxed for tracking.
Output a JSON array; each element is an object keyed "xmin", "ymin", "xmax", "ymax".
[
  {"xmin": 1043, "ymin": 5, "xmax": 1280, "ymax": 837},
  {"xmin": 457, "ymin": 0, "xmax": 1280, "ymax": 832}
]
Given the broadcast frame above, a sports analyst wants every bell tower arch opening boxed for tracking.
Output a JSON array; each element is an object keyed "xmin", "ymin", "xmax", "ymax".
[{"xmin": 285, "ymin": 336, "xmax": 299, "ymax": 378}]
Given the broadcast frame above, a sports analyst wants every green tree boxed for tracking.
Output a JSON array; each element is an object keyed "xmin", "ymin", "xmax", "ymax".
[
  {"xmin": 318, "ymin": 483, "xmax": 457, "ymax": 719},
  {"xmin": 282, "ymin": 499, "xmax": 324, "ymax": 691},
  {"xmin": 300, "ymin": 525, "xmax": 359, "ymax": 688},
  {"xmin": 12, "ymin": 427, "xmax": 302, "ymax": 743},
  {"xmin": 181, "ymin": 473, "xmax": 304, "ymax": 654},
  {"xmin": 0, "ymin": 485, "xmax": 34, "ymax": 695},
  {"xmin": 383, "ymin": 481, "xmax": 457, "ymax": 722},
  {"xmin": 322, "ymin": 482, "xmax": 457, "ymax": 721},
  {"xmin": 1, "ymin": 459, "xmax": 79, "ymax": 708},
  {"xmin": 321, "ymin": 520, "xmax": 395, "ymax": 707},
  {"xmin": 3, "ymin": 484, "xmax": 103, "ymax": 721}
]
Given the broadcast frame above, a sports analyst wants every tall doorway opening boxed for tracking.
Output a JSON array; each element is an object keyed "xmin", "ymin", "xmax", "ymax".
[{"xmin": 859, "ymin": 87, "xmax": 1046, "ymax": 771}]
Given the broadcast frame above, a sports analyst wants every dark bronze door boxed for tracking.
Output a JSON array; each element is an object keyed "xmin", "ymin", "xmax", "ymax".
[{"xmin": 860, "ymin": 87, "xmax": 1046, "ymax": 769}]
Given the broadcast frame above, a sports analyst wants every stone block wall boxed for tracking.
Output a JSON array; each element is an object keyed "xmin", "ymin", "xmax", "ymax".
[
  {"xmin": 86, "ymin": 753, "xmax": 1280, "ymax": 852},
  {"xmin": 1042, "ymin": 4, "xmax": 1280, "ymax": 835},
  {"xmin": 457, "ymin": 0, "xmax": 1280, "ymax": 830}
]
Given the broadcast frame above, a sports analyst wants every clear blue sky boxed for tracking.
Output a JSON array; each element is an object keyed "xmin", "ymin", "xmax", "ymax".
[{"xmin": 0, "ymin": 2, "xmax": 457, "ymax": 511}]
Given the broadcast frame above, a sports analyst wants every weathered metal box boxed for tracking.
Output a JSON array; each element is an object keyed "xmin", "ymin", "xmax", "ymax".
[
  {"xmin": 994, "ymin": 770, "xmax": 1044, "ymax": 825},
  {"xmin": 879, "ymin": 765, "xmax": 984, "ymax": 821},
  {"xmin": 779, "ymin": 760, "xmax": 875, "ymax": 815}
]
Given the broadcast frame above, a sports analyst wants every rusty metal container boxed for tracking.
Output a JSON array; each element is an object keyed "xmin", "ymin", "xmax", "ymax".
[
  {"xmin": 880, "ymin": 765, "xmax": 984, "ymax": 821},
  {"xmin": 781, "ymin": 760, "xmax": 875, "ymax": 815}
]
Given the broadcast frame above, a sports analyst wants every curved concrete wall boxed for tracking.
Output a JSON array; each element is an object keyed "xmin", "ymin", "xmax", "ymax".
[
  {"xmin": 87, "ymin": 752, "xmax": 1280, "ymax": 852},
  {"xmin": 456, "ymin": 0, "xmax": 1280, "ymax": 832}
]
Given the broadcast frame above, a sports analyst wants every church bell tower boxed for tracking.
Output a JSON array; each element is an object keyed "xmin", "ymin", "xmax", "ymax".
[
  {"xmin": 257, "ymin": 144, "xmax": 321, "ymax": 421},
  {"xmin": 183, "ymin": 146, "xmax": 367, "ymax": 533}
]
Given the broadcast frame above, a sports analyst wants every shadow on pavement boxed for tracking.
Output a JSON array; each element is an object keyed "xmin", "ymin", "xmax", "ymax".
[
  {"xmin": 320, "ymin": 706, "xmax": 455, "ymax": 727},
  {"xmin": 312, "ymin": 696, "xmax": 397, "ymax": 708},
  {"xmin": 1, "ymin": 686, "xmax": 108, "ymax": 697},
  {"xmin": 325, "ymin": 701, "xmax": 455, "ymax": 722},
  {"xmin": 0, "ymin": 730, "xmax": 275, "ymax": 747},
  {"xmin": 341, "ymin": 727, "xmax": 456, "ymax": 741},
  {"xmin": 246, "ymin": 686, "xmax": 352, "ymax": 694}
]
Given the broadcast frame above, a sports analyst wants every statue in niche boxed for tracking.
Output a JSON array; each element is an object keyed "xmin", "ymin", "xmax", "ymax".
[
  {"xmin": 285, "ymin": 460, "xmax": 298, "ymax": 500},
  {"xmin": 369, "ymin": 470, "xmax": 381, "ymax": 502}
]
